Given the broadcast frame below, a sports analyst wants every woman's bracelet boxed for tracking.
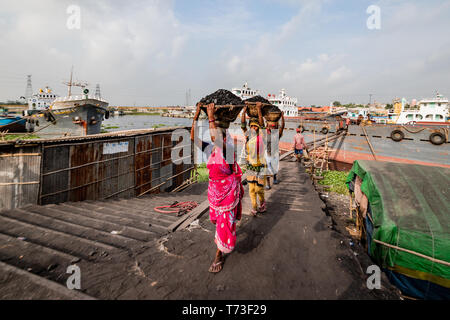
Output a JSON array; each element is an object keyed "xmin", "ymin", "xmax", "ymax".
[{"xmin": 209, "ymin": 119, "xmax": 215, "ymax": 123}]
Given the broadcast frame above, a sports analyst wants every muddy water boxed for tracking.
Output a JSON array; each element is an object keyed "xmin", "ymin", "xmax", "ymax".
[
  {"xmin": 102, "ymin": 115, "xmax": 192, "ymax": 131},
  {"xmin": 103, "ymin": 115, "xmax": 336, "ymax": 164}
]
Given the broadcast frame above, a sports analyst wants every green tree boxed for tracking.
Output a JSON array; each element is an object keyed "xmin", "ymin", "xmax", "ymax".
[{"xmin": 333, "ymin": 101, "xmax": 341, "ymax": 107}]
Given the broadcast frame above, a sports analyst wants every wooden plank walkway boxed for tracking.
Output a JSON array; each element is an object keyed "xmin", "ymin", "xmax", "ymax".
[
  {"xmin": 0, "ymin": 190, "xmax": 206, "ymax": 299},
  {"xmin": 125, "ymin": 157, "xmax": 400, "ymax": 300},
  {"xmin": 0, "ymin": 155, "xmax": 399, "ymax": 300}
]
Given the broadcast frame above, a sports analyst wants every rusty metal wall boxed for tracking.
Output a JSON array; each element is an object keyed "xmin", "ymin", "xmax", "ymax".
[
  {"xmin": 135, "ymin": 132, "xmax": 181, "ymax": 196},
  {"xmin": 0, "ymin": 145, "xmax": 41, "ymax": 210},
  {"xmin": 135, "ymin": 134, "xmax": 153, "ymax": 195},
  {"xmin": 1, "ymin": 128, "xmax": 194, "ymax": 209},
  {"xmin": 40, "ymin": 138, "xmax": 136, "ymax": 204}
]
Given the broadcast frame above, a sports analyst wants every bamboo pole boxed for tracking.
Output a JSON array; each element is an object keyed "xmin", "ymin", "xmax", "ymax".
[
  {"xmin": 373, "ymin": 239, "xmax": 450, "ymax": 267},
  {"xmin": 0, "ymin": 153, "xmax": 41, "ymax": 157}
]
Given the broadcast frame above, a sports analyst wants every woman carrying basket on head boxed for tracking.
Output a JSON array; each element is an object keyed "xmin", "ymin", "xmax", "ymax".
[
  {"xmin": 240, "ymin": 103, "xmax": 267, "ymax": 216},
  {"xmin": 191, "ymin": 103, "xmax": 244, "ymax": 273}
]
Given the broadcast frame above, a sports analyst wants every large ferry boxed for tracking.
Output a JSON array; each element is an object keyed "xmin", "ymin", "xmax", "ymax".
[
  {"xmin": 31, "ymin": 70, "xmax": 109, "ymax": 137},
  {"xmin": 231, "ymin": 82, "xmax": 260, "ymax": 100},
  {"xmin": 393, "ymin": 93, "xmax": 449, "ymax": 125},
  {"xmin": 267, "ymin": 89, "xmax": 298, "ymax": 117},
  {"xmin": 231, "ymin": 83, "xmax": 299, "ymax": 117},
  {"xmin": 268, "ymin": 89, "xmax": 298, "ymax": 118}
]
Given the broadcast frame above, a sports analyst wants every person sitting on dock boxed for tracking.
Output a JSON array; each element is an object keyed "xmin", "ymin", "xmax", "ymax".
[
  {"xmin": 293, "ymin": 127, "xmax": 307, "ymax": 162},
  {"xmin": 240, "ymin": 104, "xmax": 267, "ymax": 216},
  {"xmin": 264, "ymin": 112, "xmax": 285, "ymax": 189},
  {"xmin": 191, "ymin": 103, "xmax": 244, "ymax": 274}
]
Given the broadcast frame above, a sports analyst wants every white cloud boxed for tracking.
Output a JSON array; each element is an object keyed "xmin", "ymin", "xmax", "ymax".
[
  {"xmin": 0, "ymin": 0, "xmax": 449, "ymax": 106},
  {"xmin": 0, "ymin": 0, "xmax": 189, "ymax": 104},
  {"xmin": 327, "ymin": 66, "xmax": 352, "ymax": 83}
]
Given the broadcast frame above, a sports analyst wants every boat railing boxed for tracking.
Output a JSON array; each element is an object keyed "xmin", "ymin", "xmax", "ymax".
[{"xmin": 53, "ymin": 95, "xmax": 108, "ymax": 103}]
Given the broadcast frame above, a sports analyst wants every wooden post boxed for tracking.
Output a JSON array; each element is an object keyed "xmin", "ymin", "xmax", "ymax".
[
  {"xmin": 356, "ymin": 207, "xmax": 362, "ymax": 240},
  {"xmin": 349, "ymin": 194, "xmax": 353, "ymax": 219}
]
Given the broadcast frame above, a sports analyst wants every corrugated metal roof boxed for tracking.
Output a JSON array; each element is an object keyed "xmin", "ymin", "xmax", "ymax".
[{"xmin": 0, "ymin": 126, "xmax": 190, "ymax": 146}]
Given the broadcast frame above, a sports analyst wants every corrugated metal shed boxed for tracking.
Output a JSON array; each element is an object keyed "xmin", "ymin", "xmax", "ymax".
[
  {"xmin": 0, "ymin": 127, "xmax": 194, "ymax": 210},
  {"xmin": 0, "ymin": 145, "xmax": 41, "ymax": 209}
]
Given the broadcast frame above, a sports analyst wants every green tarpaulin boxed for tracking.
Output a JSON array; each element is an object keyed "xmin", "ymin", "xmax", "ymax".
[{"xmin": 346, "ymin": 160, "xmax": 450, "ymax": 288}]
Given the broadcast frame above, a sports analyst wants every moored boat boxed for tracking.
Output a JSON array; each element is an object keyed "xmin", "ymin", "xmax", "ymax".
[
  {"xmin": 346, "ymin": 160, "xmax": 450, "ymax": 299},
  {"xmin": 394, "ymin": 93, "xmax": 449, "ymax": 125},
  {"xmin": 267, "ymin": 88, "xmax": 298, "ymax": 117},
  {"xmin": 31, "ymin": 69, "xmax": 109, "ymax": 137},
  {"xmin": 0, "ymin": 107, "xmax": 28, "ymax": 132},
  {"xmin": 285, "ymin": 120, "xmax": 450, "ymax": 168}
]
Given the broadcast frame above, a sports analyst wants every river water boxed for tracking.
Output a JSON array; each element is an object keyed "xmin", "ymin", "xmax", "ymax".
[
  {"xmin": 103, "ymin": 114, "xmax": 349, "ymax": 169},
  {"xmin": 103, "ymin": 115, "xmax": 193, "ymax": 131},
  {"xmin": 103, "ymin": 114, "xmax": 306, "ymax": 142},
  {"xmin": 103, "ymin": 114, "xmax": 320, "ymax": 159}
]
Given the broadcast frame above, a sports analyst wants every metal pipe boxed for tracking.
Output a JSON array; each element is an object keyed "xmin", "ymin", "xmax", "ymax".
[{"xmin": 0, "ymin": 153, "xmax": 41, "ymax": 157}]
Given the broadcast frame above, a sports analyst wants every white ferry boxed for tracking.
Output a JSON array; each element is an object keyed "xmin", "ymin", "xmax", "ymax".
[
  {"xmin": 267, "ymin": 89, "xmax": 298, "ymax": 117},
  {"xmin": 395, "ymin": 93, "xmax": 449, "ymax": 125},
  {"xmin": 231, "ymin": 83, "xmax": 299, "ymax": 117},
  {"xmin": 231, "ymin": 82, "xmax": 260, "ymax": 100}
]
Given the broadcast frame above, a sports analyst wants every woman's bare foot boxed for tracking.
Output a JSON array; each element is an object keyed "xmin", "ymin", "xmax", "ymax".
[
  {"xmin": 208, "ymin": 249, "xmax": 224, "ymax": 273},
  {"xmin": 258, "ymin": 201, "xmax": 267, "ymax": 213}
]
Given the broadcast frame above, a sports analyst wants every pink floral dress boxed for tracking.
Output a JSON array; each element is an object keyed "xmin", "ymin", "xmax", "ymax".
[{"xmin": 207, "ymin": 146, "xmax": 244, "ymax": 254}]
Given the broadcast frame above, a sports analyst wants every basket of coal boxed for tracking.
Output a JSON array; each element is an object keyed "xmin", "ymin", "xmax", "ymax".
[
  {"xmin": 244, "ymin": 96, "xmax": 274, "ymax": 118},
  {"xmin": 198, "ymin": 89, "xmax": 244, "ymax": 128},
  {"xmin": 265, "ymin": 105, "xmax": 282, "ymax": 127}
]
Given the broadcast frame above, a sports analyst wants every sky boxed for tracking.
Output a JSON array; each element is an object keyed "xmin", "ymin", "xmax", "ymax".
[{"xmin": 0, "ymin": 0, "xmax": 449, "ymax": 106}]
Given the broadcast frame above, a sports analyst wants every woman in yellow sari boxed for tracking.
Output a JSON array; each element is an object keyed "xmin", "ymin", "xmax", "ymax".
[{"xmin": 241, "ymin": 104, "xmax": 266, "ymax": 216}]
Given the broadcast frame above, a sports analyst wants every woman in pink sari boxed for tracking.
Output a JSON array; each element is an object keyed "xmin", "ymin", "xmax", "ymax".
[{"xmin": 191, "ymin": 103, "xmax": 244, "ymax": 273}]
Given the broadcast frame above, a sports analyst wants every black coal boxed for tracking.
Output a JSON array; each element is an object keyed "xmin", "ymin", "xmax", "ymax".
[
  {"xmin": 244, "ymin": 95, "xmax": 271, "ymax": 104},
  {"xmin": 199, "ymin": 89, "xmax": 243, "ymax": 106},
  {"xmin": 245, "ymin": 95, "xmax": 279, "ymax": 113}
]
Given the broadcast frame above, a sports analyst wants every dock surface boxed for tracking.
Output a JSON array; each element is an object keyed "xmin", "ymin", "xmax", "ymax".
[{"xmin": 0, "ymin": 159, "xmax": 399, "ymax": 299}]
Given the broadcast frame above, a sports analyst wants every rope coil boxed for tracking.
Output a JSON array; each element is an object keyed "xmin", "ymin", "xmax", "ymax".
[{"xmin": 154, "ymin": 201, "xmax": 199, "ymax": 217}]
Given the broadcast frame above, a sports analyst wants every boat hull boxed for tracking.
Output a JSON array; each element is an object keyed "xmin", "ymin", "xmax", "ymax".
[
  {"xmin": 278, "ymin": 121, "xmax": 450, "ymax": 168},
  {"xmin": 0, "ymin": 116, "xmax": 28, "ymax": 133},
  {"xmin": 32, "ymin": 101, "xmax": 108, "ymax": 137}
]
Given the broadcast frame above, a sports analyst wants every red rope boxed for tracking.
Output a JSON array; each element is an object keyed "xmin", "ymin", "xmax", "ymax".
[{"xmin": 154, "ymin": 201, "xmax": 198, "ymax": 217}]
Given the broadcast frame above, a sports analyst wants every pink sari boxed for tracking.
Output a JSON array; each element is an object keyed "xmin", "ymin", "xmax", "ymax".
[{"xmin": 207, "ymin": 146, "xmax": 244, "ymax": 254}]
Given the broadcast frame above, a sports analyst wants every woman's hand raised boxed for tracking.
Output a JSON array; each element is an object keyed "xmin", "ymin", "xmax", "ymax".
[{"xmin": 206, "ymin": 103, "xmax": 215, "ymax": 120}]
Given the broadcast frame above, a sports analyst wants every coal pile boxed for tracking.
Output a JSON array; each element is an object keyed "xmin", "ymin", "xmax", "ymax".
[
  {"xmin": 199, "ymin": 89, "xmax": 243, "ymax": 106},
  {"xmin": 244, "ymin": 95, "xmax": 272, "ymax": 105}
]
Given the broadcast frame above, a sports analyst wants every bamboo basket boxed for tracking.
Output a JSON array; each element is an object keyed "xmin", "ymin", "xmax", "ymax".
[{"xmin": 244, "ymin": 101, "xmax": 273, "ymax": 118}]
